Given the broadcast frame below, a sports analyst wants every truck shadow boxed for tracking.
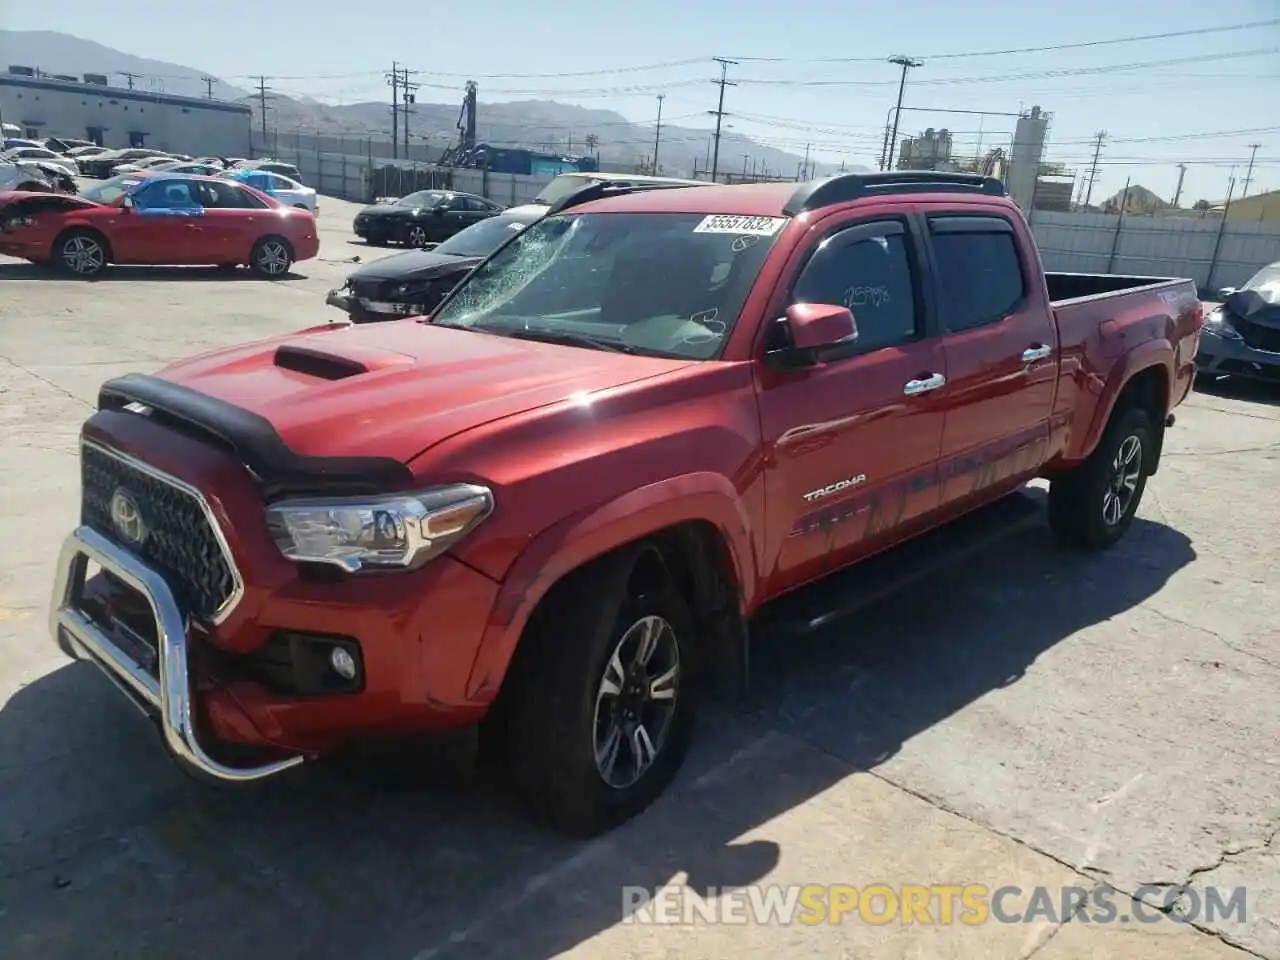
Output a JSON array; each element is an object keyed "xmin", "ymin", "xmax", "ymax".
[{"xmin": 0, "ymin": 507, "xmax": 1195, "ymax": 959}]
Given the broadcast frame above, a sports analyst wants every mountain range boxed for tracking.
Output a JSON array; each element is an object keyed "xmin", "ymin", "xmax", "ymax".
[{"xmin": 0, "ymin": 30, "xmax": 836, "ymax": 177}]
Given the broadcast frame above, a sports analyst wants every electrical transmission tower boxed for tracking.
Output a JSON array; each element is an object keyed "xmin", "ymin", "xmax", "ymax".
[
  {"xmin": 708, "ymin": 57, "xmax": 737, "ymax": 182},
  {"xmin": 201, "ymin": 76, "xmax": 215, "ymax": 99},
  {"xmin": 1242, "ymin": 143, "xmax": 1262, "ymax": 197},
  {"xmin": 118, "ymin": 71, "xmax": 143, "ymax": 90}
]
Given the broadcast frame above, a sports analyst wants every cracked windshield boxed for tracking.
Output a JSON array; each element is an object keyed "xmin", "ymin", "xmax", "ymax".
[{"xmin": 429, "ymin": 211, "xmax": 783, "ymax": 359}]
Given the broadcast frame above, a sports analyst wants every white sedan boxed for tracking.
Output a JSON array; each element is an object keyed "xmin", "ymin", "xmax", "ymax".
[
  {"xmin": 0, "ymin": 146, "xmax": 78, "ymax": 178},
  {"xmin": 223, "ymin": 169, "xmax": 319, "ymax": 213}
]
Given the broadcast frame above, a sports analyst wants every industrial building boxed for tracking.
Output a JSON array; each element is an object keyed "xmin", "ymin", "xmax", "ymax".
[{"xmin": 0, "ymin": 68, "xmax": 251, "ymax": 156}]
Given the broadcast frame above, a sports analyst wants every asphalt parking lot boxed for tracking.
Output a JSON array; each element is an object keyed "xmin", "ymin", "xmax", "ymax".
[{"xmin": 0, "ymin": 193, "xmax": 1277, "ymax": 960}]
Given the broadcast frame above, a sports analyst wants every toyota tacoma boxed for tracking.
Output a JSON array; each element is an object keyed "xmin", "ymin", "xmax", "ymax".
[{"xmin": 50, "ymin": 172, "xmax": 1204, "ymax": 836}]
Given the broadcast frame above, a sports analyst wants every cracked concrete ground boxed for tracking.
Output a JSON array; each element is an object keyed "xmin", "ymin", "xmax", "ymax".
[{"xmin": 1, "ymin": 196, "xmax": 1276, "ymax": 959}]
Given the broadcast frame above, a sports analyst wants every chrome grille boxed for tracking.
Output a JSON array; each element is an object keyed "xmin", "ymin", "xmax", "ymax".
[{"xmin": 80, "ymin": 442, "xmax": 240, "ymax": 622}]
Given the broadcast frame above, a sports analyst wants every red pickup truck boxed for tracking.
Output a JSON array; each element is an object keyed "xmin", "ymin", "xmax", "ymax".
[{"xmin": 50, "ymin": 172, "xmax": 1203, "ymax": 836}]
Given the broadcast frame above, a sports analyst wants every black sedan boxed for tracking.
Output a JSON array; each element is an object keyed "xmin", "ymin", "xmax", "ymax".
[
  {"xmin": 351, "ymin": 189, "xmax": 504, "ymax": 247},
  {"xmin": 1197, "ymin": 261, "xmax": 1280, "ymax": 385},
  {"xmin": 327, "ymin": 206, "xmax": 544, "ymax": 322}
]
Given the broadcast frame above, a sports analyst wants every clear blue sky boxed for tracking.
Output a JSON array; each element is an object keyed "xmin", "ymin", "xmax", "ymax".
[{"xmin": 6, "ymin": 0, "xmax": 1278, "ymax": 204}]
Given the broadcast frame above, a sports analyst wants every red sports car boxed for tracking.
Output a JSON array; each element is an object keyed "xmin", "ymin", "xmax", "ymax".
[{"xmin": 0, "ymin": 171, "xmax": 320, "ymax": 278}]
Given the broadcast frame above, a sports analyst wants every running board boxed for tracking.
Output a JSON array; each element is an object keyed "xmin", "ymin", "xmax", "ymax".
[{"xmin": 753, "ymin": 489, "xmax": 1045, "ymax": 639}]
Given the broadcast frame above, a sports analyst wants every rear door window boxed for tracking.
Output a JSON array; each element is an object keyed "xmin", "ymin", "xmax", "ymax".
[{"xmin": 928, "ymin": 218, "xmax": 1025, "ymax": 331}]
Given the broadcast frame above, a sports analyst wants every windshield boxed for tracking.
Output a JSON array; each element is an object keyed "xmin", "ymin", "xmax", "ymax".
[
  {"xmin": 1243, "ymin": 263, "xmax": 1280, "ymax": 295},
  {"xmin": 434, "ymin": 214, "xmax": 535, "ymax": 258},
  {"xmin": 397, "ymin": 190, "xmax": 446, "ymax": 208},
  {"xmin": 80, "ymin": 174, "xmax": 144, "ymax": 204},
  {"xmin": 429, "ymin": 211, "xmax": 786, "ymax": 360}
]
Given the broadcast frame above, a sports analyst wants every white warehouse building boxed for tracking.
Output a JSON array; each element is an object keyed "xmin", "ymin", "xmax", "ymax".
[{"xmin": 0, "ymin": 71, "xmax": 251, "ymax": 156}]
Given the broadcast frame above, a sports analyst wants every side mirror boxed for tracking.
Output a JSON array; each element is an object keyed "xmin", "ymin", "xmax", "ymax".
[
  {"xmin": 433, "ymin": 204, "xmax": 448, "ymax": 217},
  {"xmin": 120, "ymin": 195, "xmax": 134, "ymax": 211},
  {"xmin": 768, "ymin": 303, "xmax": 859, "ymax": 368},
  {"xmin": 1215, "ymin": 287, "xmax": 1237, "ymax": 300}
]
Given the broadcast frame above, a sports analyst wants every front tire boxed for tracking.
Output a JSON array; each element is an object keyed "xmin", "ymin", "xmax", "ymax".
[
  {"xmin": 406, "ymin": 224, "xmax": 428, "ymax": 248},
  {"xmin": 1048, "ymin": 406, "xmax": 1154, "ymax": 550},
  {"xmin": 54, "ymin": 229, "xmax": 109, "ymax": 277},
  {"xmin": 250, "ymin": 236, "xmax": 293, "ymax": 278},
  {"xmin": 505, "ymin": 549, "xmax": 697, "ymax": 836}
]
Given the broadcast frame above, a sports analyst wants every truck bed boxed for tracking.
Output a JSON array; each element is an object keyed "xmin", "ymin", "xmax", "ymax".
[{"xmin": 1045, "ymin": 271, "xmax": 1186, "ymax": 306}]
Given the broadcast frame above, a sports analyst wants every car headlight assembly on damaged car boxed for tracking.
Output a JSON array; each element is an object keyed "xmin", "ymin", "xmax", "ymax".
[
  {"xmin": 265, "ymin": 484, "xmax": 494, "ymax": 572},
  {"xmin": 1203, "ymin": 306, "xmax": 1242, "ymax": 340}
]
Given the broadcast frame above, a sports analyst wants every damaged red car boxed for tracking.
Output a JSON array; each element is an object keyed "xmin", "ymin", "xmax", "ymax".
[{"xmin": 0, "ymin": 172, "xmax": 319, "ymax": 278}]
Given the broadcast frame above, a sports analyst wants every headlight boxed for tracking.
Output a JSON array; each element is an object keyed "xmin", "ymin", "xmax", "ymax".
[
  {"xmin": 1203, "ymin": 307, "xmax": 1242, "ymax": 340},
  {"xmin": 265, "ymin": 484, "xmax": 493, "ymax": 572}
]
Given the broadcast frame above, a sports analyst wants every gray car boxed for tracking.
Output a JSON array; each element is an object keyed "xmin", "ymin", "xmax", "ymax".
[{"xmin": 1197, "ymin": 262, "xmax": 1280, "ymax": 385}]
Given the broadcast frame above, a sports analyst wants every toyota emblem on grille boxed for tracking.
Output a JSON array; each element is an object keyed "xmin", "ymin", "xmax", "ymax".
[{"xmin": 109, "ymin": 488, "xmax": 148, "ymax": 547}]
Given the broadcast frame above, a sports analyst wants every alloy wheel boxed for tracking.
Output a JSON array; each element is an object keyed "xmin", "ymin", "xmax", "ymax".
[
  {"xmin": 592, "ymin": 614, "xmax": 681, "ymax": 790},
  {"xmin": 256, "ymin": 241, "xmax": 290, "ymax": 275},
  {"xmin": 1102, "ymin": 434, "xmax": 1143, "ymax": 526},
  {"xmin": 63, "ymin": 236, "xmax": 104, "ymax": 275},
  {"xmin": 407, "ymin": 225, "xmax": 428, "ymax": 247}
]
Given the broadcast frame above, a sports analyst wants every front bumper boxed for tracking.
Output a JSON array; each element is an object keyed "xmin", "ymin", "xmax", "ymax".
[
  {"xmin": 1196, "ymin": 333, "xmax": 1280, "ymax": 383},
  {"xmin": 50, "ymin": 525, "xmax": 307, "ymax": 782},
  {"xmin": 326, "ymin": 286, "xmax": 415, "ymax": 323}
]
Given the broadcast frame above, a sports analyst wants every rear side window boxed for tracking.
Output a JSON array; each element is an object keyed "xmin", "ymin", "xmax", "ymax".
[{"xmin": 929, "ymin": 218, "xmax": 1025, "ymax": 331}]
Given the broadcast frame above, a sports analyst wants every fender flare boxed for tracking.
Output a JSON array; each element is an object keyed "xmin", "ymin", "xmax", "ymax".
[
  {"xmin": 1075, "ymin": 340, "xmax": 1172, "ymax": 461},
  {"xmin": 463, "ymin": 472, "xmax": 758, "ymax": 702}
]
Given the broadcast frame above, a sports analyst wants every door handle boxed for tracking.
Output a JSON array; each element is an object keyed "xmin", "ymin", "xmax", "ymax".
[
  {"xmin": 1021, "ymin": 343, "xmax": 1052, "ymax": 363},
  {"xmin": 903, "ymin": 373, "xmax": 946, "ymax": 396}
]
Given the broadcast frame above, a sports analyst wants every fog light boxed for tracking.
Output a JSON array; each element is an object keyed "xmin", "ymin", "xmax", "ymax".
[{"xmin": 329, "ymin": 646, "xmax": 357, "ymax": 680}]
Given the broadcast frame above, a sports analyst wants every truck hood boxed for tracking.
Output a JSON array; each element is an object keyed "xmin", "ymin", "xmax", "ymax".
[{"xmin": 152, "ymin": 319, "xmax": 692, "ymax": 466}]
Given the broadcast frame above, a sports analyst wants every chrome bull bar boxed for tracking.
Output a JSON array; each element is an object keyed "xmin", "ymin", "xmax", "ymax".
[{"xmin": 49, "ymin": 524, "xmax": 306, "ymax": 782}]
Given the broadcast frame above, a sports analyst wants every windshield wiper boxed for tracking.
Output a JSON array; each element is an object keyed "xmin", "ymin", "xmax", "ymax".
[{"xmin": 501, "ymin": 327, "xmax": 635, "ymax": 354}]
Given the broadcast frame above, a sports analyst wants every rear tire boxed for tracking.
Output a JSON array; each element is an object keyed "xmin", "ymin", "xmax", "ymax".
[
  {"xmin": 1048, "ymin": 406, "xmax": 1154, "ymax": 550},
  {"xmin": 249, "ymin": 236, "xmax": 293, "ymax": 278},
  {"xmin": 505, "ymin": 548, "xmax": 697, "ymax": 837},
  {"xmin": 53, "ymin": 228, "xmax": 110, "ymax": 277}
]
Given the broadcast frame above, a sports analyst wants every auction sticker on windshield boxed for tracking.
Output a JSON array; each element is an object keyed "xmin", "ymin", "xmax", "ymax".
[{"xmin": 693, "ymin": 215, "xmax": 788, "ymax": 236}]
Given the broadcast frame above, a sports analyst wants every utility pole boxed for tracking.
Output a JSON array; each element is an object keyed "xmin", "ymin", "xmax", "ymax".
[
  {"xmin": 200, "ymin": 76, "xmax": 215, "ymax": 99},
  {"xmin": 708, "ymin": 57, "xmax": 737, "ymax": 183},
  {"xmin": 253, "ymin": 76, "xmax": 274, "ymax": 144},
  {"xmin": 1242, "ymin": 143, "xmax": 1262, "ymax": 197},
  {"xmin": 652, "ymin": 93, "xmax": 665, "ymax": 175},
  {"xmin": 387, "ymin": 62, "xmax": 400, "ymax": 160},
  {"xmin": 1172, "ymin": 163, "xmax": 1187, "ymax": 208},
  {"xmin": 1083, "ymin": 130, "xmax": 1106, "ymax": 209},
  {"xmin": 401, "ymin": 67, "xmax": 419, "ymax": 160},
  {"xmin": 802, "ymin": 142, "xmax": 811, "ymax": 181},
  {"xmin": 118, "ymin": 71, "xmax": 143, "ymax": 90},
  {"xmin": 886, "ymin": 56, "xmax": 923, "ymax": 173}
]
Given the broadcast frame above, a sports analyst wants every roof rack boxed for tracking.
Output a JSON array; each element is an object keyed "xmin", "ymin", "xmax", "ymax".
[
  {"xmin": 783, "ymin": 171, "xmax": 1005, "ymax": 216},
  {"xmin": 545, "ymin": 179, "xmax": 714, "ymax": 215}
]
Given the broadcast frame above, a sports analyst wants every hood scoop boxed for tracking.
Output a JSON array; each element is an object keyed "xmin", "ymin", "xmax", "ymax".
[{"xmin": 273, "ymin": 341, "xmax": 416, "ymax": 381}]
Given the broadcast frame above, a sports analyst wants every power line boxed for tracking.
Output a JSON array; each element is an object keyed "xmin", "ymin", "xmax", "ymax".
[
  {"xmin": 728, "ymin": 18, "xmax": 1280, "ymax": 63},
  {"xmin": 709, "ymin": 58, "xmax": 737, "ymax": 182}
]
